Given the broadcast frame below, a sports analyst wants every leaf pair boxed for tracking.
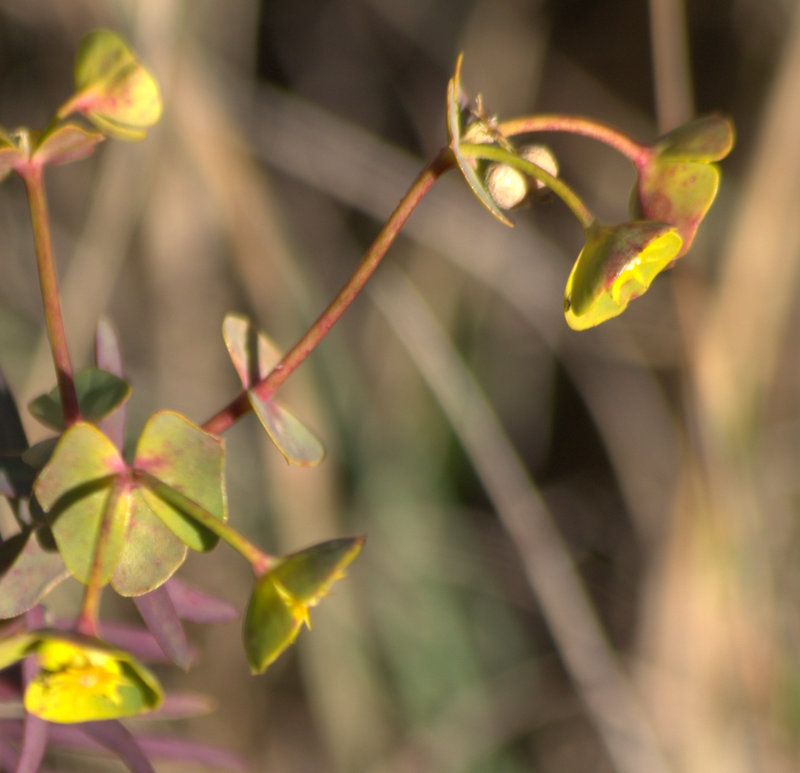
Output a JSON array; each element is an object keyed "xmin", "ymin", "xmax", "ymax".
[
  {"xmin": 34, "ymin": 411, "xmax": 226, "ymax": 596},
  {"xmin": 223, "ymin": 313, "xmax": 324, "ymax": 466}
]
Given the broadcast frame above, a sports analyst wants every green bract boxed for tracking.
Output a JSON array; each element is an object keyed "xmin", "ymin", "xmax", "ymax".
[
  {"xmin": 633, "ymin": 115, "xmax": 734, "ymax": 258},
  {"xmin": 243, "ymin": 537, "xmax": 364, "ymax": 673},
  {"xmin": 59, "ymin": 29, "xmax": 162, "ymax": 141},
  {"xmin": 564, "ymin": 221, "xmax": 683, "ymax": 330}
]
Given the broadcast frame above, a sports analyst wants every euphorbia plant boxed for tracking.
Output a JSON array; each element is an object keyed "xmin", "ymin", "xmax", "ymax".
[{"xmin": 0, "ymin": 30, "xmax": 732, "ymax": 771}]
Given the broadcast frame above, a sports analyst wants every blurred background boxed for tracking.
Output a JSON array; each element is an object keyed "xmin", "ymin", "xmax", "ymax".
[{"xmin": 1, "ymin": 0, "xmax": 799, "ymax": 771}]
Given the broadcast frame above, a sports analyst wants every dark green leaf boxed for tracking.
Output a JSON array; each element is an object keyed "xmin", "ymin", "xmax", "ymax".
[{"xmin": 28, "ymin": 367, "xmax": 131, "ymax": 430}]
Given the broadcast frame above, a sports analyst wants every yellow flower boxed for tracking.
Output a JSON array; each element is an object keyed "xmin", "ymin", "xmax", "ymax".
[{"xmin": 20, "ymin": 633, "xmax": 162, "ymax": 723}]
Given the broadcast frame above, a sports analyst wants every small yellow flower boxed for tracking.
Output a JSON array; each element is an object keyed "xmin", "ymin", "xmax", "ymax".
[{"xmin": 21, "ymin": 633, "xmax": 162, "ymax": 723}]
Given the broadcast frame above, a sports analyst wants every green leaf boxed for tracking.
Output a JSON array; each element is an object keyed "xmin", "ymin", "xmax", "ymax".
[
  {"xmin": 653, "ymin": 114, "xmax": 735, "ymax": 161},
  {"xmin": 0, "ymin": 529, "xmax": 68, "ymax": 618},
  {"xmin": 28, "ymin": 367, "xmax": 131, "ymax": 430},
  {"xmin": 446, "ymin": 54, "xmax": 513, "ymax": 227},
  {"xmin": 223, "ymin": 314, "xmax": 324, "ymax": 466},
  {"xmin": 564, "ymin": 221, "xmax": 683, "ymax": 330},
  {"xmin": 24, "ymin": 632, "xmax": 162, "ymax": 723},
  {"xmin": 633, "ymin": 115, "xmax": 734, "ymax": 257},
  {"xmin": 243, "ymin": 536, "xmax": 364, "ymax": 673},
  {"xmin": 110, "ymin": 492, "xmax": 187, "ymax": 596},
  {"xmin": 32, "ymin": 123, "xmax": 105, "ymax": 167},
  {"xmin": 63, "ymin": 29, "xmax": 162, "ymax": 141},
  {"xmin": 635, "ymin": 158, "xmax": 720, "ymax": 257},
  {"xmin": 249, "ymin": 397, "xmax": 325, "ymax": 467},
  {"xmin": 33, "ymin": 423, "xmax": 129, "ymax": 585},
  {"xmin": 133, "ymin": 411, "xmax": 226, "ymax": 552}
]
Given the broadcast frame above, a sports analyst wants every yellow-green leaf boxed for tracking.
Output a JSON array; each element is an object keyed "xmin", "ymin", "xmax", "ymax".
[
  {"xmin": 564, "ymin": 221, "xmax": 682, "ymax": 330},
  {"xmin": 61, "ymin": 29, "xmax": 162, "ymax": 142},
  {"xmin": 243, "ymin": 536, "xmax": 364, "ymax": 673}
]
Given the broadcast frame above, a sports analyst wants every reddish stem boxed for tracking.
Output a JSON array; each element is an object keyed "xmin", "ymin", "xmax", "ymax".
[
  {"xmin": 21, "ymin": 164, "xmax": 81, "ymax": 426},
  {"xmin": 202, "ymin": 146, "xmax": 456, "ymax": 435},
  {"xmin": 498, "ymin": 114, "xmax": 651, "ymax": 167}
]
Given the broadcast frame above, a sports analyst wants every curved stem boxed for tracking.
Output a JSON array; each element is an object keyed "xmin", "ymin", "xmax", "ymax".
[
  {"xmin": 498, "ymin": 114, "xmax": 650, "ymax": 167},
  {"xmin": 21, "ymin": 165, "xmax": 81, "ymax": 426},
  {"xmin": 460, "ymin": 142, "xmax": 595, "ymax": 229},
  {"xmin": 137, "ymin": 471, "xmax": 274, "ymax": 576},
  {"xmin": 202, "ymin": 146, "xmax": 457, "ymax": 435}
]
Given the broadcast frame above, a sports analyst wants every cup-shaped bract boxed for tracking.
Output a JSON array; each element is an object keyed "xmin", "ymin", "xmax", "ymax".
[
  {"xmin": 243, "ymin": 537, "xmax": 364, "ymax": 673},
  {"xmin": 23, "ymin": 632, "xmax": 163, "ymax": 723},
  {"xmin": 61, "ymin": 29, "xmax": 162, "ymax": 141},
  {"xmin": 633, "ymin": 115, "xmax": 734, "ymax": 258},
  {"xmin": 564, "ymin": 221, "xmax": 683, "ymax": 330}
]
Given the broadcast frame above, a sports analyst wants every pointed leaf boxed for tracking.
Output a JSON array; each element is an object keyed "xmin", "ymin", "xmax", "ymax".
[
  {"xmin": 223, "ymin": 314, "xmax": 324, "ymax": 465},
  {"xmin": 446, "ymin": 54, "xmax": 513, "ymax": 227},
  {"xmin": 24, "ymin": 632, "xmax": 162, "ymax": 723},
  {"xmin": 33, "ymin": 423, "xmax": 129, "ymax": 584},
  {"xmin": 133, "ymin": 586, "xmax": 191, "ymax": 670},
  {"xmin": 564, "ymin": 221, "xmax": 683, "ymax": 330},
  {"xmin": 28, "ymin": 368, "xmax": 131, "ymax": 431},
  {"xmin": 133, "ymin": 411, "xmax": 226, "ymax": 551},
  {"xmin": 65, "ymin": 30, "xmax": 162, "ymax": 142},
  {"xmin": 78, "ymin": 721, "xmax": 156, "ymax": 773},
  {"xmin": 165, "ymin": 578, "xmax": 238, "ymax": 624},
  {"xmin": 0, "ymin": 529, "xmax": 68, "ymax": 618},
  {"xmin": 32, "ymin": 123, "xmax": 105, "ymax": 167},
  {"xmin": 244, "ymin": 536, "xmax": 364, "ymax": 673}
]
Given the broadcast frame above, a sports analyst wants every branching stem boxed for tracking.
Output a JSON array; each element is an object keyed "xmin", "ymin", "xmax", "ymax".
[{"xmin": 202, "ymin": 146, "xmax": 456, "ymax": 435}]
